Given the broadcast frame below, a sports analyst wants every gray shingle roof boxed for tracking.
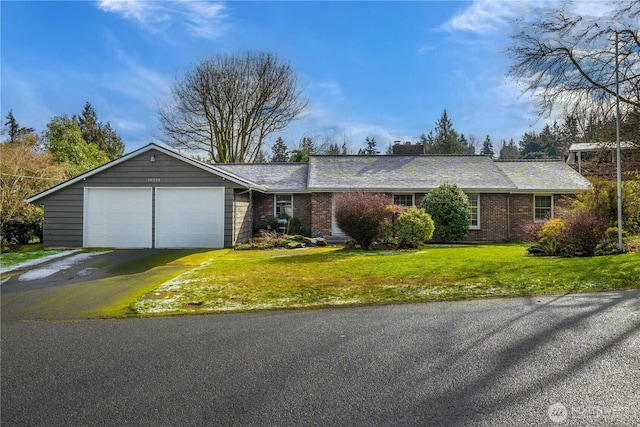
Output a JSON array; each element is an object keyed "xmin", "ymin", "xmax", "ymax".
[
  {"xmin": 308, "ymin": 155, "xmax": 516, "ymax": 192},
  {"xmin": 217, "ymin": 155, "xmax": 591, "ymax": 194},
  {"xmin": 495, "ymin": 161, "xmax": 591, "ymax": 192},
  {"xmin": 214, "ymin": 163, "xmax": 309, "ymax": 192}
]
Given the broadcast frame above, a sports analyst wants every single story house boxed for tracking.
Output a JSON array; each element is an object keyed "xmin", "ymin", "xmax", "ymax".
[{"xmin": 27, "ymin": 143, "xmax": 591, "ymax": 248}]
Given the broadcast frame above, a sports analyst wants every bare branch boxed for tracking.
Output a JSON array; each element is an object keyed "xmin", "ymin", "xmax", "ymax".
[{"xmin": 158, "ymin": 52, "xmax": 308, "ymax": 163}]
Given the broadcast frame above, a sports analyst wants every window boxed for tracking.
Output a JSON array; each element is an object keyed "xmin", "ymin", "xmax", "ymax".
[
  {"xmin": 275, "ymin": 194, "xmax": 293, "ymax": 218},
  {"xmin": 534, "ymin": 195, "xmax": 553, "ymax": 221},
  {"xmin": 468, "ymin": 194, "xmax": 480, "ymax": 229},
  {"xmin": 393, "ymin": 194, "xmax": 414, "ymax": 207}
]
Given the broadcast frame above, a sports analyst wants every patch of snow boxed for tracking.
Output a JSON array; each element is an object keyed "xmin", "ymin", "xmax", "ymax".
[
  {"xmin": 1, "ymin": 250, "xmax": 81, "ymax": 274},
  {"xmin": 18, "ymin": 251, "xmax": 111, "ymax": 282}
]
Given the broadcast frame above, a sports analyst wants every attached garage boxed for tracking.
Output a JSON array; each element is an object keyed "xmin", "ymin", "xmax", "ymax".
[{"xmin": 27, "ymin": 144, "xmax": 264, "ymax": 249}]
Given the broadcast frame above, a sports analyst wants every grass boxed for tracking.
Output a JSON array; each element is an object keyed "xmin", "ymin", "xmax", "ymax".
[
  {"xmin": 0, "ymin": 244, "xmax": 65, "ymax": 270},
  {"xmin": 131, "ymin": 243, "xmax": 640, "ymax": 316}
]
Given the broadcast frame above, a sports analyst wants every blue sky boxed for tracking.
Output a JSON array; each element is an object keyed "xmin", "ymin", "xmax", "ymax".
[{"xmin": 0, "ymin": 0, "xmax": 605, "ymax": 155}]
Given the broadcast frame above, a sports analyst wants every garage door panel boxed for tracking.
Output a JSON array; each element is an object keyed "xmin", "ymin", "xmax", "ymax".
[
  {"xmin": 84, "ymin": 188, "xmax": 153, "ymax": 248},
  {"xmin": 155, "ymin": 188, "xmax": 224, "ymax": 248}
]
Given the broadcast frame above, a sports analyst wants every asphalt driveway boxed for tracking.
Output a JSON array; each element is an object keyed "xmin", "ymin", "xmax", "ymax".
[
  {"xmin": 0, "ymin": 249, "xmax": 218, "ymax": 320},
  {"xmin": 2, "ymin": 289, "xmax": 639, "ymax": 426}
]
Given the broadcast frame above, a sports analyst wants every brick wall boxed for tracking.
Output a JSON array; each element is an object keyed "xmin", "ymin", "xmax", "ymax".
[
  {"xmin": 252, "ymin": 191, "xmax": 579, "ymax": 242},
  {"xmin": 253, "ymin": 192, "xmax": 273, "ymax": 228},
  {"xmin": 311, "ymin": 193, "xmax": 333, "ymax": 236},
  {"xmin": 252, "ymin": 192, "xmax": 314, "ymax": 236},
  {"xmin": 465, "ymin": 194, "xmax": 509, "ymax": 242},
  {"xmin": 507, "ymin": 194, "xmax": 533, "ymax": 241},
  {"xmin": 293, "ymin": 194, "xmax": 312, "ymax": 235}
]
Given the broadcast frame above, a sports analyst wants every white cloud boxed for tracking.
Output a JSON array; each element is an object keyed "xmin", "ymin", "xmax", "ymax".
[
  {"xmin": 442, "ymin": 0, "xmax": 524, "ymax": 33},
  {"xmin": 97, "ymin": 0, "xmax": 227, "ymax": 40}
]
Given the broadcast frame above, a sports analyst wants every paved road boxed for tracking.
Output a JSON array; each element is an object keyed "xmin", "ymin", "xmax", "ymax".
[{"xmin": 2, "ymin": 290, "xmax": 639, "ymax": 426}]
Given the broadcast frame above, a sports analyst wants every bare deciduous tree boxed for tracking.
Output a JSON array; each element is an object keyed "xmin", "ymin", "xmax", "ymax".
[
  {"xmin": 508, "ymin": 1, "xmax": 640, "ymax": 119},
  {"xmin": 159, "ymin": 52, "xmax": 308, "ymax": 163}
]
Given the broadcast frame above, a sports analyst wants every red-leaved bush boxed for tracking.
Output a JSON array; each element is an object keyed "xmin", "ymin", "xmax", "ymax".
[
  {"xmin": 561, "ymin": 208, "xmax": 608, "ymax": 256},
  {"xmin": 334, "ymin": 192, "xmax": 391, "ymax": 249}
]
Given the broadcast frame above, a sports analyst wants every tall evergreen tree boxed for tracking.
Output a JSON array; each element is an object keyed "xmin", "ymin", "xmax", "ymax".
[
  {"xmin": 326, "ymin": 143, "xmax": 341, "ymax": 155},
  {"xmin": 499, "ymin": 139, "xmax": 520, "ymax": 159},
  {"xmin": 480, "ymin": 135, "xmax": 495, "ymax": 158},
  {"xmin": 538, "ymin": 124, "xmax": 558, "ymax": 158},
  {"xmin": 458, "ymin": 133, "xmax": 475, "ymax": 155},
  {"xmin": 3, "ymin": 111, "xmax": 34, "ymax": 143},
  {"xmin": 424, "ymin": 110, "xmax": 464, "ymax": 154},
  {"xmin": 358, "ymin": 137, "xmax": 378, "ymax": 155},
  {"xmin": 271, "ymin": 137, "xmax": 289, "ymax": 162},
  {"xmin": 75, "ymin": 102, "xmax": 124, "ymax": 160}
]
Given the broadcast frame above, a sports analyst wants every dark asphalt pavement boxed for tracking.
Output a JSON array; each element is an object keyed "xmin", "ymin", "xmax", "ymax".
[
  {"xmin": 2, "ymin": 289, "xmax": 640, "ymax": 426},
  {"xmin": 1, "ymin": 249, "xmax": 210, "ymax": 321}
]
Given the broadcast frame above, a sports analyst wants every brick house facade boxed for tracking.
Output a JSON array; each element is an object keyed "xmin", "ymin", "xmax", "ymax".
[{"xmin": 252, "ymin": 191, "xmax": 576, "ymax": 242}]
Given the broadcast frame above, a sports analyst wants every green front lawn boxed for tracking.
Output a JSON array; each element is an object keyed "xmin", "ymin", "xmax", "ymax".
[{"xmin": 131, "ymin": 243, "xmax": 640, "ymax": 315}]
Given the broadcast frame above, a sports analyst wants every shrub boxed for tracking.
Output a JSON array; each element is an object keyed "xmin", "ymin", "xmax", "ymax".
[
  {"xmin": 421, "ymin": 184, "xmax": 470, "ymax": 241},
  {"xmin": 334, "ymin": 191, "xmax": 390, "ymax": 249},
  {"xmin": 575, "ymin": 176, "xmax": 640, "ymax": 234},
  {"xmin": 536, "ymin": 218, "xmax": 567, "ymax": 254},
  {"xmin": 382, "ymin": 204, "xmax": 407, "ymax": 244},
  {"xmin": 527, "ymin": 210, "xmax": 608, "ymax": 257},
  {"xmin": 393, "ymin": 207, "xmax": 435, "ymax": 248},
  {"xmin": 253, "ymin": 216, "xmax": 280, "ymax": 234},
  {"xmin": 285, "ymin": 216, "xmax": 308, "ymax": 236},
  {"xmin": 1, "ymin": 217, "xmax": 43, "ymax": 245},
  {"xmin": 562, "ymin": 208, "xmax": 608, "ymax": 256}
]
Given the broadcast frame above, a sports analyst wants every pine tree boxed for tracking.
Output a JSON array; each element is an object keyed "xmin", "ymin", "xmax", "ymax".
[
  {"xmin": 423, "ymin": 110, "xmax": 464, "ymax": 154},
  {"xmin": 459, "ymin": 133, "xmax": 475, "ymax": 155},
  {"xmin": 271, "ymin": 137, "xmax": 289, "ymax": 162},
  {"xmin": 3, "ymin": 111, "xmax": 35, "ymax": 143},
  {"xmin": 499, "ymin": 139, "xmax": 519, "ymax": 159},
  {"xmin": 300, "ymin": 137, "xmax": 315, "ymax": 156},
  {"xmin": 480, "ymin": 135, "xmax": 495, "ymax": 158},
  {"xmin": 74, "ymin": 102, "xmax": 124, "ymax": 160},
  {"xmin": 326, "ymin": 143, "xmax": 340, "ymax": 155},
  {"xmin": 358, "ymin": 137, "xmax": 378, "ymax": 155}
]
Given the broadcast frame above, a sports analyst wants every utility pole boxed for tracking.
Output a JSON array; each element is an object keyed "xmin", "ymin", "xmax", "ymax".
[{"xmin": 614, "ymin": 31, "xmax": 623, "ymax": 251}]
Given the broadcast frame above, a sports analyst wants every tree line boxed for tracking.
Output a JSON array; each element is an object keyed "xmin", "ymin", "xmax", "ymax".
[
  {"xmin": 1, "ymin": 103, "xmax": 124, "ymax": 245},
  {"xmin": 260, "ymin": 106, "xmax": 640, "ymax": 163}
]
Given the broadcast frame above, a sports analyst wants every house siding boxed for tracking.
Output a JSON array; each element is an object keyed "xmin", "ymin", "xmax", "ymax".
[
  {"xmin": 232, "ymin": 190, "xmax": 253, "ymax": 244},
  {"xmin": 35, "ymin": 149, "xmax": 248, "ymax": 248}
]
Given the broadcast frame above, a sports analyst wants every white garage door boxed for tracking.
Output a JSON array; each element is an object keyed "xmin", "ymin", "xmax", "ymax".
[
  {"xmin": 84, "ymin": 188, "xmax": 153, "ymax": 248},
  {"xmin": 155, "ymin": 187, "xmax": 225, "ymax": 248}
]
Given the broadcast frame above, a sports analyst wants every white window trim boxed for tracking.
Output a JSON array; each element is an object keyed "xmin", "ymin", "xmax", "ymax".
[
  {"xmin": 467, "ymin": 193, "xmax": 480, "ymax": 230},
  {"xmin": 533, "ymin": 194, "xmax": 554, "ymax": 222},
  {"xmin": 274, "ymin": 194, "xmax": 293, "ymax": 218},
  {"xmin": 393, "ymin": 193, "xmax": 415, "ymax": 207}
]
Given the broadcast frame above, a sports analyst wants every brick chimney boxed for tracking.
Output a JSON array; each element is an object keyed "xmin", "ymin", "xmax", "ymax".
[{"xmin": 392, "ymin": 141, "xmax": 423, "ymax": 155}]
